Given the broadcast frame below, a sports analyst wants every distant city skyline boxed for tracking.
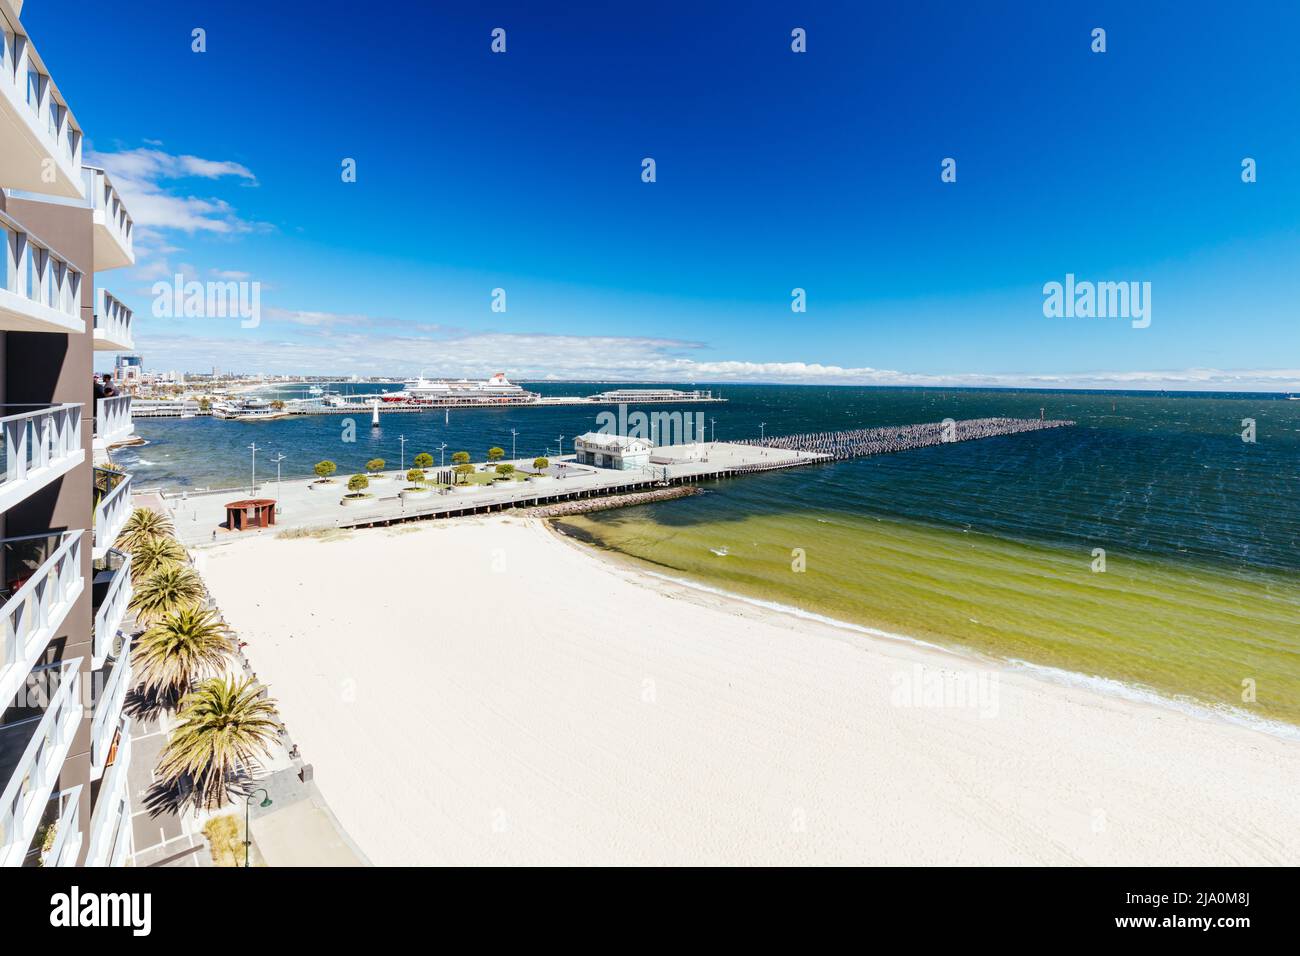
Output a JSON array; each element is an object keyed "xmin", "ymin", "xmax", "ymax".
[{"xmin": 25, "ymin": 1, "xmax": 1300, "ymax": 389}]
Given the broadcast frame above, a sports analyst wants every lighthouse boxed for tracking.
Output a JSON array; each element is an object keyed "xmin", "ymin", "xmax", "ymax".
[{"xmin": 371, "ymin": 398, "xmax": 381, "ymax": 428}]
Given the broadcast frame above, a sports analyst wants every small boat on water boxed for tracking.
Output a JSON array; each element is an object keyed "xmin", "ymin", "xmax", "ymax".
[{"xmin": 212, "ymin": 398, "xmax": 291, "ymax": 421}]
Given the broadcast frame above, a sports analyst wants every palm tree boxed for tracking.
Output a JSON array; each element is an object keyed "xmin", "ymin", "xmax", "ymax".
[
  {"xmin": 129, "ymin": 564, "xmax": 205, "ymax": 625},
  {"xmin": 116, "ymin": 508, "xmax": 176, "ymax": 552},
  {"xmin": 157, "ymin": 677, "xmax": 281, "ymax": 810},
  {"xmin": 129, "ymin": 535, "xmax": 186, "ymax": 584},
  {"xmin": 133, "ymin": 606, "xmax": 236, "ymax": 704}
]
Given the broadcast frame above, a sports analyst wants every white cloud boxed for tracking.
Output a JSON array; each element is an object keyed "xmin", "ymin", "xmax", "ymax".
[
  {"xmin": 85, "ymin": 146, "xmax": 262, "ymax": 235},
  {"xmin": 129, "ymin": 323, "xmax": 1300, "ymax": 391}
]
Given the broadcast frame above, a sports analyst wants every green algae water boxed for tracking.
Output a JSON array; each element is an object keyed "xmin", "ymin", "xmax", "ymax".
[{"xmin": 550, "ymin": 388, "xmax": 1300, "ymax": 731}]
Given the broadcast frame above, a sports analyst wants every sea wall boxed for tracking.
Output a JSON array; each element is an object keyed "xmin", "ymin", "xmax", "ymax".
[{"xmin": 532, "ymin": 485, "xmax": 700, "ymax": 517}]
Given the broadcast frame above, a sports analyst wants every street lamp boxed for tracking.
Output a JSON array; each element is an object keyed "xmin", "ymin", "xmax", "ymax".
[
  {"xmin": 710, "ymin": 417, "xmax": 716, "ymax": 443},
  {"xmin": 270, "ymin": 453, "xmax": 286, "ymax": 514},
  {"xmin": 510, "ymin": 428, "xmax": 518, "ymax": 461},
  {"xmin": 759, "ymin": 422, "xmax": 766, "ymax": 442},
  {"xmin": 244, "ymin": 788, "xmax": 273, "ymax": 867},
  {"xmin": 399, "ymin": 435, "xmax": 407, "ymax": 474},
  {"xmin": 247, "ymin": 442, "xmax": 260, "ymax": 495},
  {"xmin": 438, "ymin": 442, "xmax": 448, "ymax": 468},
  {"xmin": 557, "ymin": 435, "xmax": 564, "ymax": 458}
]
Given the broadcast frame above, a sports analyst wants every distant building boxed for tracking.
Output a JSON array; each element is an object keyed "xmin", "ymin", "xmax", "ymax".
[
  {"xmin": 113, "ymin": 353, "xmax": 142, "ymax": 389},
  {"xmin": 573, "ymin": 432, "xmax": 654, "ymax": 470}
]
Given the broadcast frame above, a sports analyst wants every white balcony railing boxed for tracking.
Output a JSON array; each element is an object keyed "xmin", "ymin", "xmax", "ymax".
[
  {"xmin": 93, "ymin": 289, "xmax": 134, "ymax": 350},
  {"xmin": 0, "ymin": 403, "xmax": 84, "ymax": 513},
  {"xmin": 0, "ymin": 211, "xmax": 86, "ymax": 334},
  {"xmin": 84, "ymin": 719, "xmax": 131, "ymax": 867},
  {"xmin": 0, "ymin": 12, "xmax": 84, "ymax": 198},
  {"xmin": 0, "ymin": 659, "xmax": 84, "ymax": 868},
  {"xmin": 90, "ymin": 645, "xmax": 131, "ymax": 778},
  {"xmin": 92, "ymin": 468, "xmax": 131, "ymax": 559},
  {"xmin": 92, "ymin": 548, "xmax": 132, "ymax": 668},
  {"xmin": 94, "ymin": 396, "xmax": 133, "ymax": 447},
  {"xmin": 82, "ymin": 167, "xmax": 134, "ymax": 271},
  {"xmin": 42, "ymin": 785, "xmax": 83, "ymax": 867},
  {"xmin": 0, "ymin": 530, "xmax": 84, "ymax": 712}
]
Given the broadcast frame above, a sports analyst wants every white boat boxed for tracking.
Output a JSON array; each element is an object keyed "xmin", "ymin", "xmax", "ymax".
[
  {"xmin": 212, "ymin": 398, "xmax": 291, "ymax": 421},
  {"xmin": 399, "ymin": 371, "xmax": 537, "ymax": 405}
]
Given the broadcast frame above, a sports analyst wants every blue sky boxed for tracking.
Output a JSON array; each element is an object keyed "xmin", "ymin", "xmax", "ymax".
[{"xmin": 26, "ymin": 1, "xmax": 1300, "ymax": 388}]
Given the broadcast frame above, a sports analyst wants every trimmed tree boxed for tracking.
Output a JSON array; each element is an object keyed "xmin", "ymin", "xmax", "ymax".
[
  {"xmin": 453, "ymin": 463, "xmax": 474, "ymax": 484},
  {"xmin": 366, "ymin": 458, "xmax": 385, "ymax": 475},
  {"xmin": 495, "ymin": 463, "xmax": 515, "ymax": 477},
  {"xmin": 314, "ymin": 460, "xmax": 337, "ymax": 482},
  {"xmin": 533, "ymin": 457, "xmax": 549, "ymax": 471},
  {"xmin": 413, "ymin": 452, "xmax": 433, "ymax": 470},
  {"xmin": 347, "ymin": 474, "xmax": 370, "ymax": 494},
  {"xmin": 487, "ymin": 446, "xmax": 505, "ymax": 462},
  {"xmin": 451, "ymin": 451, "xmax": 470, "ymax": 466},
  {"xmin": 406, "ymin": 468, "xmax": 424, "ymax": 486}
]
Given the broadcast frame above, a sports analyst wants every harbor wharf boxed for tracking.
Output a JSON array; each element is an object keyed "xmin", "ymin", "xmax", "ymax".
[{"xmin": 147, "ymin": 418, "xmax": 1072, "ymax": 545}]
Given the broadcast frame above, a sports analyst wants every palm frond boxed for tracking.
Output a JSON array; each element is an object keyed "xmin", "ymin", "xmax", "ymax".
[
  {"xmin": 128, "ymin": 535, "xmax": 187, "ymax": 583},
  {"xmin": 116, "ymin": 508, "xmax": 177, "ymax": 553},
  {"xmin": 157, "ymin": 677, "xmax": 281, "ymax": 810},
  {"xmin": 132, "ymin": 606, "xmax": 236, "ymax": 703},
  {"xmin": 128, "ymin": 563, "xmax": 206, "ymax": 625}
]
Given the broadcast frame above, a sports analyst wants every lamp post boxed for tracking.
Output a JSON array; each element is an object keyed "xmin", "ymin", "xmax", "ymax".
[
  {"xmin": 244, "ymin": 788, "xmax": 273, "ymax": 867},
  {"xmin": 247, "ymin": 442, "xmax": 260, "ymax": 495},
  {"xmin": 510, "ymin": 428, "xmax": 518, "ymax": 461},
  {"xmin": 710, "ymin": 417, "xmax": 716, "ymax": 443},
  {"xmin": 557, "ymin": 435, "xmax": 564, "ymax": 458},
  {"xmin": 438, "ymin": 442, "xmax": 448, "ymax": 468},
  {"xmin": 399, "ymin": 435, "xmax": 407, "ymax": 474},
  {"xmin": 270, "ymin": 453, "xmax": 286, "ymax": 514},
  {"xmin": 759, "ymin": 422, "xmax": 766, "ymax": 442}
]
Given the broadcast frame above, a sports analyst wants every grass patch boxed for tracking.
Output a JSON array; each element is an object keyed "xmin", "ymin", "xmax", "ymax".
[
  {"xmin": 277, "ymin": 525, "xmax": 351, "ymax": 542},
  {"xmin": 203, "ymin": 814, "xmax": 252, "ymax": 867}
]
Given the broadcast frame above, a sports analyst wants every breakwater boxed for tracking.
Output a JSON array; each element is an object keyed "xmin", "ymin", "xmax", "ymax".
[
  {"xmin": 740, "ymin": 417, "xmax": 1074, "ymax": 460},
  {"xmin": 532, "ymin": 485, "xmax": 701, "ymax": 517}
]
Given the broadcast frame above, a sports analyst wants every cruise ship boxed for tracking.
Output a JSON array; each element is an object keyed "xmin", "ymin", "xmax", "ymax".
[{"xmin": 397, "ymin": 372, "xmax": 539, "ymax": 405}]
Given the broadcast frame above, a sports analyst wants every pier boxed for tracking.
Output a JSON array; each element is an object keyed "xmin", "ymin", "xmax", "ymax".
[
  {"xmin": 740, "ymin": 416, "xmax": 1075, "ymax": 460},
  {"xmin": 155, "ymin": 417, "xmax": 1073, "ymax": 545}
]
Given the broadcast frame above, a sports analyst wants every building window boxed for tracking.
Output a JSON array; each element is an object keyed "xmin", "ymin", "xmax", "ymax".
[
  {"xmin": 26, "ymin": 244, "xmax": 41, "ymax": 303},
  {"xmin": 0, "ymin": 224, "xmax": 10, "ymax": 293},
  {"xmin": 26, "ymin": 67, "xmax": 39, "ymax": 112}
]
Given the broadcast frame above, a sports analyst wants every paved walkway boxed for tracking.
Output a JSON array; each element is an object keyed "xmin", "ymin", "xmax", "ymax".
[{"xmin": 150, "ymin": 444, "xmax": 823, "ymax": 547}]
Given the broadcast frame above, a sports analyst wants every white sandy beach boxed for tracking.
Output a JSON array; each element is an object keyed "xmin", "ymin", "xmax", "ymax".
[{"xmin": 197, "ymin": 515, "xmax": 1300, "ymax": 866}]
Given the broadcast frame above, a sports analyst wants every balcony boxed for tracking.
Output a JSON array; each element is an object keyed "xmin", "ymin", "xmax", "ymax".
[
  {"xmin": 93, "ymin": 289, "xmax": 133, "ymax": 350},
  {"xmin": 37, "ymin": 785, "xmax": 83, "ymax": 867},
  {"xmin": 0, "ymin": 403, "xmax": 83, "ymax": 513},
  {"xmin": 0, "ymin": 210, "xmax": 86, "ymax": 334},
  {"xmin": 83, "ymin": 717, "xmax": 131, "ymax": 867},
  {"xmin": 92, "ymin": 467, "xmax": 131, "ymax": 559},
  {"xmin": 0, "ymin": 12, "xmax": 84, "ymax": 199},
  {"xmin": 0, "ymin": 658, "xmax": 83, "ymax": 868},
  {"xmin": 91, "ymin": 548, "xmax": 131, "ymax": 669},
  {"xmin": 0, "ymin": 530, "xmax": 84, "ymax": 712},
  {"xmin": 94, "ymin": 395, "xmax": 133, "ymax": 449},
  {"xmin": 90, "ymin": 638, "xmax": 131, "ymax": 779},
  {"xmin": 82, "ymin": 167, "xmax": 134, "ymax": 271}
]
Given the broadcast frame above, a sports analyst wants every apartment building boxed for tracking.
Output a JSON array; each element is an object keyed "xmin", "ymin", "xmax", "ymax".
[{"xmin": 1, "ymin": 0, "xmax": 136, "ymax": 866}]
